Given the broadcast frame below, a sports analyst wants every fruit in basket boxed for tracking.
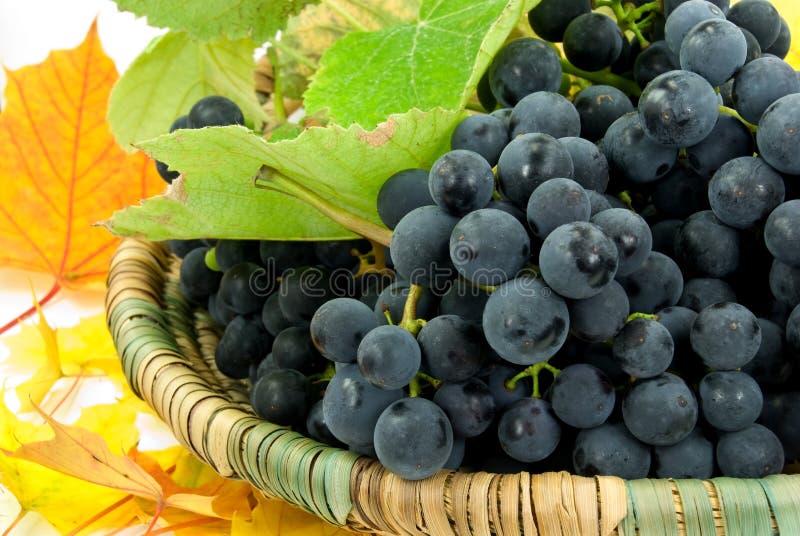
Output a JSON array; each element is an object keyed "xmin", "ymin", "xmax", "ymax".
[{"xmin": 108, "ymin": 0, "xmax": 800, "ymax": 482}]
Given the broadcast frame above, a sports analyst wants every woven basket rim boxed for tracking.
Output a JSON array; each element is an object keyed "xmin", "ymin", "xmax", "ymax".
[{"xmin": 106, "ymin": 237, "xmax": 800, "ymax": 536}]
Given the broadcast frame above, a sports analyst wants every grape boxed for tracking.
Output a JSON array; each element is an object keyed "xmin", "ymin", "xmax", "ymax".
[
  {"xmin": 433, "ymin": 378, "xmax": 496, "ymax": 437},
  {"xmin": 208, "ymin": 292, "xmax": 237, "ymax": 326},
  {"xmin": 322, "ymin": 364, "xmax": 403, "ymax": 447},
  {"xmin": 526, "ymin": 178, "xmax": 590, "ymax": 241},
  {"xmin": 587, "ymin": 190, "xmax": 613, "ymax": 217},
  {"xmin": 188, "ymin": 95, "xmax": 244, "ymax": 127},
  {"xmin": 638, "ymin": 70, "xmax": 719, "ymax": 148},
  {"xmin": 417, "ymin": 315, "xmax": 484, "ymax": 382},
  {"xmin": 613, "ymin": 318, "xmax": 674, "ymax": 378},
  {"xmin": 650, "ymin": 219, "xmax": 683, "ymax": 257},
  {"xmin": 482, "ymin": 277, "xmax": 569, "ymax": 365},
  {"xmin": 760, "ymin": 391, "xmax": 800, "ymax": 460},
  {"xmin": 450, "ymin": 114, "xmax": 509, "ymax": 167},
  {"xmin": 550, "ymin": 363, "xmax": 615, "ymax": 429},
  {"xmin": 306, "ymin": 399, "xmax": 345, "ymax": 447},
  {"xmin": 372, "ymin": 280, "xmax": 437, "ymax": 326},
  {"xmin": 376, "ymin": 169, "xmax": 435, "ymax": 230},
  {"xmin": 278, "ymin": 266, "xmax": 335, "ymax": 325},
  {"xmin": 699, "ymin": 370, "xmax": 763, "ymax": 431},
  {"xmin": 496, "ymin": 132, "xmax": 575, "ymax": 209},
  {"xmin": 690, "ymin": 301, "xmax": 762, "ymax": 370},
  {"xmin": 603, "ymin": 112, "xmax": 677, "ymax": 184},
  {"xmin": 444, "ymin": 436, "xmax": 466, "ymax": 470},
  {"xmin": 572, "ymin": 85, "xmax": 634, "ymax": 142},
  {"xmin": 218, "ymin": 262, "xmax": 271, "ymax": 315},
  {"xmin": 716, "ymin": 423, "xmax": 784, "ymax": 477},
  {"xmin": 450, "ymin": 208, "xmax": 531, "ymax": 287},
  {"xmin": 678, "ymin": 277, "xmax": 736, "ymax": 311},
  {"xmin": 726, "ymin": 0, "xmax": 782, "ymax": 49},
  {"xmin": 567, "ymin": 280, "xmax": 629, "ymax": 343},
  {"xmin": 765, "ymin": 200, "xmax": 800, "ymax": 267},
  {"xmin": 314, "ymin": 240, "xmax": 369, "ymax": 270},
  {"xmin": 214, "ymin": 239, "xmax": 261, "ymax": 271},
  {"xmin": 743, "ymin": 318, "xmax": 793, "ymax": 386},
  {"xmin": 167, "ymin": 238, "xmax": 206, "ymax": 258},
  {"xmin": 590, "ymin": 208, "xmax": 652, "ymax": 276},
  {"xmin": 437, "ymin": 283, "xmax": 490, "ymax": 326},
  {"xmin": 769, "ymin": 259, "xmax": 800, "ymax": 308},
  {"xmin": 664, "ymin": 0, "xmax": 726, "ymax": 56},
  {"xmin": 539, "ymin": 221, "xmax": 619, "ymax": 299},
  {"xmin": 633, "ymin": 40, "xmax": 679, "ymax": 88},
  {"xmin": 428, "ymin": 150, "xmax": 494, "ymax": 216},
  {"xmin": 784, "ymin": 303, "xmax": 800, "ymax": 354},
  {"xmin": 664, "ymin": 0, "xmax": 729, "ymax": 17},
  {"xmin": 652, "ymin": 166, "xmax": 709, "ymax": 220},
  {"xmin": 680, "ymin": 19, "xmax": 747, "ymax": 88},
  {"xmin": 763, "ymin": 16, "xmax": 791, "ymax": 59},
  {"xmin": 732, "ymin": 56, "xmax": 800, "ymax": 123},
  {"xmin": 497, "ymin": 398, "xmax": 561, "ymax": 462},
  {"xmin": 740, "ymin": 27, "xmax": 763, "ymax": 64},
  {"xmin": 563, "ymin": 13, "xmax": 624, "ymax": 72},
  {"xmin": 215, "ymin": 315, "xmax": 272, "ymax": 379},
  {"xmin": 178, "ymin": 246, "xmax": 222, "ymax": 304},
  {"xmin": 685, "ymin": 115, "xmax": 754, "ymax": 178},
  {"xmin": 373, "ymin": 397, "xmax": 454, "ymax": 480},
  {"xmin": 261, "ymin": 292, "xmax": 293, "ymax": 336},
  {"xmin": 708, "ymin": 156, "xmax": 785, "ymax": 229},
  {"xmin": 259, "ymin": 241, "xmax": 316, "ymax": 275},
  {"xmin": 622, "ymin": 372, "xmax": 698, "ymax": 446},
  {"xmin": 757, "ymin": 93, "xmax": 800, "ymax": 175},
  {"xmin": 488, "ymin": 38, "xmax": 563, "ymax": 107},
  {"xmin": 557, "ymin": 137, "xmax": 610, "ymax": 193},
  {"xmin": 485, "ymin": 364, "xmax": 531, "ymax": 410},
  {"xmin": 509, "ymin": 92, "xmax": 580, "ymax": 138},
  {"xmin": 674, "ymin": 210, "xmax": 740, "ymax": 277},
  {"xmin": 272, "ymin": 326, "xmax": 324, "ymax": 374},
  {"xmin": 310, "ymin": 298, "xmax": 378, "ymax": 363},
  {"xmin": 357, "ymin": 325, "xmax": 421, "ymax": 390},
  {"xmin": 155, "ymin": 115, "xmax": 191, "ymax": 183},
  {"xmin": 526, "ymin": 0, "xmax": 591, "ymax": 42},
  {"xmin": 617, "ymin": 251, "xmax": 684, "ymax": 313},
  {"xmin": 572, "ymin": 422, "xmax": 651, "ymax": 479},
  {"xmin": 251, "ymin": 368, "xmax": 308, "ymax": 426},
  {"xmin": 653, "ymin": 428, "xmax": 714, "ymax": 479},
  {"xmin": 390, "ymin": 206, "xmax": 458, "ymax": 288}
]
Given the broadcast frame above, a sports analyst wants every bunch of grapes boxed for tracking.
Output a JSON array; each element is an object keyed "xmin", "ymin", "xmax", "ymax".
[{"xmin": 168, "ymin": 0, "xmax": 800, "ymax": 482}]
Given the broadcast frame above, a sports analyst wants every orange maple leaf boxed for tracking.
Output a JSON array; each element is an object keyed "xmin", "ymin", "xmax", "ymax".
[{"xmin": 0, "ymin": 21, "xmax": 163, "ymax": 331}]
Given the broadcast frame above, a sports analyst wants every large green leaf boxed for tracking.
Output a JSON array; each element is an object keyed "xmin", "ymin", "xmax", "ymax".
[
  {"xmin": 303, "ymin": 0, "xmax": 536, "ymax": 128},
  {"xmin": 108, "ymin": 32, "xmax": 267, "ymax": 151},
  {"xmin": 112, "ymin": 0, "xmax": 316, "ymax": 43},
  {"xmin": 104, "ymin": 109, "xmax": 466, "ymax": 241}
]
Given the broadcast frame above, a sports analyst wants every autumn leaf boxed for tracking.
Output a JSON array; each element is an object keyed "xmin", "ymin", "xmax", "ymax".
[
  {"xmin": 231, "ymin": 491, "xmax": 354, "ymax": 536},
  {"xmin": 0, "ymin": 21, "xmax": 164, "ymax": 333}
]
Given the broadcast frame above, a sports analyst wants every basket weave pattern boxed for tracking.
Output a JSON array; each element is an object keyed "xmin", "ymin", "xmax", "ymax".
[{"xmin": 106, "ymin": 238, "xmax": 800, "ymax": 535}]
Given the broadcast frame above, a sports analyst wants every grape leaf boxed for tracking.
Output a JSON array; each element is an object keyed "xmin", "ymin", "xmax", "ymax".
[
  {"xmin": 108, "ymin": 32, "xmax": 268, "ymax": 151},
  {"xmin": 103, "ymin": 108, "xmax": 465, "ymax": 241},
  {"xmin": 0, "ymin": 22, "xmax": 164, "ymax": 294},
  {"xmin": 303, "ymin": 0, "xmax": 537, "ymax": 128},
  {"xmin": 277, "ymin": 0, "xmax": 421, "ymax": 99},
  {"xmin": 112, "ymin": 0, "xmax": 316, "ymax": 43}
]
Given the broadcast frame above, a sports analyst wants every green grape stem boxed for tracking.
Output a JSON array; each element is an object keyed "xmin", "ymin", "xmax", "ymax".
[
  {"xmin": 560, "ymin": 59, "xmax": 642, "ymax": 97},
  {"xmin": 505, "ymin": 361, "xmax": 562, "ymax": 398},
  {"xmin": 718, "ymin": 105, "xmax": 758, "ymax": 133},
  {"xmin": 266, "ymin": 46, "xmax": 286, "ymax": 125},
  {"xmin": 308, "ymin": 362, "xmax": 337, "ymax": 383},
  {"xmin": 399, "ymin": 284, "xmax": 427, "ymax": 335},
  {"xmin": 627, "ymin": 311, "xmax": 659, "ymax": 322}
]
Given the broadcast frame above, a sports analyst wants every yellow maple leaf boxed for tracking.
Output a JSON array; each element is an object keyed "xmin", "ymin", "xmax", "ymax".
[{"xmin": 231, "ymin": 491, "xmax": 354, "ymax": 536}]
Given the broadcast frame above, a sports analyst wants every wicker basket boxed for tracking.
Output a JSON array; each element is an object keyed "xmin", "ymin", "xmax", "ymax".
[{"xmin": 106, "ymin": 237, "xmax": 800, "ymax": 535}]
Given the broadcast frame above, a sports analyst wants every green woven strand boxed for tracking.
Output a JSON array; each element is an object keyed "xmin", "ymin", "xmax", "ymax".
[
  {"xmin": 625, "ymin": 479, "xmax": 680, "ymax": 535},
  {"xmin": 759, "ymin": 474, "xmax": 800, "ymax": 535},
  {"xmin": 674, "ymin": 479, "xmax": 718, "ymax": 536},
  {"xmin": 713, "ymin": 477, "xmax": 773, "ymax": 535},
  {"xmin": 618, "ymin": 487, "xmax": 638, "ymax": 536}
]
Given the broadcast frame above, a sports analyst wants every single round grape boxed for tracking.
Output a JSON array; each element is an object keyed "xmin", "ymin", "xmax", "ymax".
[
  {"xmin": 488, "ymin": 38, "xmax": 563, "ymax": 107},
  {"xmin": 633, "ymin": 40, "xmax": 679, "ymax": 89},
  {"xmin": 678, "ymin": 277, "xmax": 736, "ymax": 311},
  {"xmin": 509, "ymin": 91, "xmax": 580, "ymax": 138},
  {"xmin": 390, "ymin": 206, "xmax": 458, "ymax": 288},
  {"xmin": 526, "ymin": 178, "xmax": 591, "ymax": 240},
  {"xmin": 497, "ymin": 398, "xmax": 561, "ymax": 463},
  {"xmin": 428, "ymin": 150, "xmax": 494, "ymax": 216},
  {"xmin": 603, "ymin": 112, "xmax": 677, "ymax": 184},
  {"xmin": 613, "ymin": 318, "xmax": 674, "ymax": 378},
  {"xmin": 372, "ymin": 280, "xmax": 437, "ymax": 326},
  {"xmin": 261, "ymin": 292, "xmax": 293, "ymax": 336},
  {"xmin": 314, "ymin": 239, "xmax": 369, "ymax": 270},
  {"xmin": 652, "ymin": 166, "xmax": 709, "ymax": 220},
  {"xmin": 357, "ymin": 325, "xmax": 421, "ymax": 390},
  {"xmin": 679, "ymin": 18, "xmax": 747, "ymax": 87},
  {"xmin": 563, "ymin": 13, "xmax": 624, "ymax": 72},
  {"xmin": 482, "ymin": 277, "xmax": 570, "ymax": 365},
  {"xmin": 685, "ymin": 115, "xmax": 754, "ymax": 178},
  {"xmin": 664, "ymin": 0, "xmax": 726, "ymax": 55},
  {"xmin": 568, "ymin": 280, "xmax": 629, "ymax": 343},
  {"xmin": 699, "ymin": 370, "xmax": 763, "ymax": 432},
  {"xmin": 708, "ymin": 156, "xmax": 785, "ymax": 229},
  {"xmin": 305, "ymin": 399, "xmax": 345, "ymax": 447},
  {"xmin": 769, "ymin": 259, "xmax": 800, "ymax": 309},
  {"xmin": 653, "ymin": 428, "xmax": 714, "ymax": 479},
  {"xmin": 271, "ymin": 326, "xmax": 324, "ymax": 375},
  {"xmin": 450, "ymin": 114, "xmax": 509, "ymax": 167},
  {"xmin": 622, "ymin": 372, "xmax": 698, "ymax": 446},
  {"xmin": 572, "ymin": 85, "xmax": 634, "ymax": 142},
  {"xmin": 590, "ymin": 208, "xmax": 652, "ymax": 276},
  {"xmin": 539, "ymin": 221, "xmax": 619, "ymax": 299},
  {"xmin": 760, "ymin": 391, "xmax": 800, "ymax": 460},
  {"xmin": 732, "ymin": 56, "xmax": 800, "ymax": 123},
  {"xmin": 757, "ymin": 93, "xmax": 800, "ymax": 175},
  {"xmin": 765, "ymin": 200, "xmax": 800, "ymax": 267},
  {"xmin": 726, "ymin": 0, "xmax": 782, "ymax": 49},
  {"xmin": 214, "ymin": 239, "xmax": 262, "ymax": 271},
  {"xmin": 218, "ymin": 262, "xmax": 272, "ymax": 315},
  {"xmin": 664, "ymin": 0, "xmax": 729, "ymax": 16},
  {"xmin": 215, "ymin": 315, "xmax": 272, "ymax": 379},
  {"xmin": 376, "ymin": 168, "xmax": 434, "ymax": 230},
  {"xmin": 638, "ymin": 70, "xmax": 719, "ymax": 148},
  {"xmin": 526, "ymin": 0, "xmax": 591, "ymax": 42},
  {"xmin": 251, "ymin": 368, "xmax": 308, "ymax": 426},
  {"xmin": 558, "ymin": 137, "xmax": 610, "ymax": 193},
  {"xmin": 650, "ymin": 219, "xmax": 683, "ymax": 258},
  {"xmin": 278, "ymin": 266, "xmax": 335, "ymax": 325},
  {"xmin": 716, "ymin": 423, "xmax": 784, "ymax": 477},
  {"xmin": 437, "ymin": 283, "xmax": 491, "ymax": 326},
  {"xmin": 178, "ymin": 246, "xmax": 222, "ymax": 304},
  {"xmin": 673, "ymin": 210, "xmax": 740, "ymax": 277},
  {"xmin": 450, "ymin": 208, "xmax": 531, "ymax": 287},
  {"xmin": 550, "ymin": 363, "xmax": 616, "ymax": 429},
  {"xmin": 188, "ymin": 95, "xmax": 245, "ymax": 127},
  {"xmin": 573, "ymin": 422, "xmax": 651, "ymax": 479},
  {"xmin": 617, "ymin": 251, "xmax": 684, "ymax": 313},
  {"xmin": 743, "ymin": 318, "xmax": 792, "ymax": 386},
  {"xmin": 433, "ymin": 378, "xmax": 496, "ymax": 438},
  {"xmin": 485, "ymin": 364, "xmax": 531, "ymax": 410},
  {"xmin": 763, "ymin": 16, "xmax": 791, "ymax": 59},
  {"xmin": 417, "ymin": 315, "xmax": 484, "ymax": 382},
  {"xmin": 690, "ymin": 301, "xmax": 762, "ymax": 370},
  {"xmin": 373, "ymin": 397, "xmax": 453, "ymax": 480}
]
